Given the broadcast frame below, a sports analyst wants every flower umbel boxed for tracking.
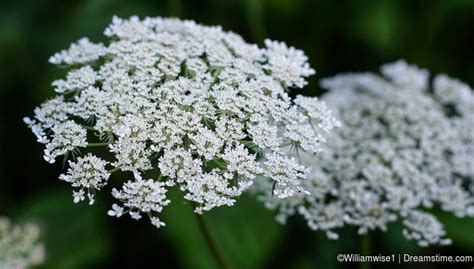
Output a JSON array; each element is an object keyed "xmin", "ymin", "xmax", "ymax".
[
  {"xmin": 59, "ymin": 153, "xmax": 110, "ymax": 205},
  {"xmin": 24, "ymin": 16, "xmax": 338, "ymax": 228},
  {"xmin": 257, "ymin": 60, "xmax": 474, "ymax": 246},
  {"xmin": 0, "ymin": 217, "xmax": 45, "ymax": 269}
]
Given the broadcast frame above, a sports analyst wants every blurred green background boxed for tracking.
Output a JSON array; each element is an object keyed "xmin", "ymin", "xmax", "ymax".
[{"xmin": 0, "ymin": 0, "xmax": 473, "ymax": 268}]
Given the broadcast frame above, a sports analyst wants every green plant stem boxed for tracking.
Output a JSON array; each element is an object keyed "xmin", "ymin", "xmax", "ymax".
[
  {"xmin": 360, "ymin": 233, "xmax": 372, "ymax": 269},
  {"xmin": 195, "ymin": 213, "xmax": 230, "ymax": 269},
  {"xmin": 82, "ymin": 125, "xmax": 96, "ymax": 131},
  {"xmin": 108, "ymin": 167, "xmax": 120, "ymax": 173}
]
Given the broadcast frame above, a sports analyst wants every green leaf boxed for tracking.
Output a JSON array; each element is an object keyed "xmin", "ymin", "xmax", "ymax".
[
  {"xmin": 380, "ymin": 220, "xmax": 420, "ymax": 254},
  {"xmin": 17, "ymin": 188, "xmax": 112, "ymax": 269},
  {"xmin": 434, "ymin": 210, "xmax": 474, "ymax": 250},
  {"xmin": 162, "ymin": 189, "xmax": 283, "ymax": 269}
]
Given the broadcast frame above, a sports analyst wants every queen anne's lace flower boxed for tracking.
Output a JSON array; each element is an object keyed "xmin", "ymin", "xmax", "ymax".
[
  {"xmin": 257, "ymin": 60, "xmax": 473, "ymax": 246},
  {"xmin": 0, "ymin": 217, "xmax": 45, "ymax": 269},
  {"xmin": 25, "ymin": 16, "xmax": 338, "ymax": 228},
  {"xmin": 402, "ymin": 211, "xmax": 452, "ymax": 247},
  {"xmin": 43, "ymin": 120, "xmax": 87, "ymax": 163},
  {"xmin": 59, "ymin": 154, "xmax": 110, "ymax": 205},
  {"xmin": 109, "ymin": 179, "xmax": 171, "ymax": 227},
  {"xmin": 49, "ymin": 37, "xmax": 106, "ymax": 65}
]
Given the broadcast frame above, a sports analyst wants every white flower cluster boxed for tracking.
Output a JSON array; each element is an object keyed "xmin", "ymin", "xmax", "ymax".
[
  {"xmin": 108, "ymin": 179, "xmax": 171, "ymax": 228},
  {"xmin": 25, "ymin": 16, "xmax": 338, "ymax": 227},
  {"xmin": 258, "ymin": 60, "xmax": 474, "ymax": 246},
  {"xmin": 59, "ymin": 153, "xmax": 110, "ymax": 205},
  {"xmin": 0, "ymin": 217, "xmax": 45, "ymax": 269}
]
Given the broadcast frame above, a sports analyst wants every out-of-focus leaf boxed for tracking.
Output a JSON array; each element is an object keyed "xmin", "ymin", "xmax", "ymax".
[
  {"xmin": 163, "ymin": 189, "xmax": 283, "ymax": 269},
  {"xmin": 350, "ymin": 2, "xmax": 399, "ymax": 54},
  {"xmin": 265, "ymin": 0, "xmax": 302, "ymax": 16},
  {"xmin": 380, "ymin": 220, "xmax": 420, "ymax": 254},
  {"xmin": 288, "ymin": 258, "xmax": 315, "ymax": 269},
  {"xmin": 0, "ymin": 118, "xmax": 5, "ymax": 204},
  {"xmin": 311, "ymin": 228, "xmax": 359, "ymax": 269},
  {"xmin": 435, "ymin": 210, "xmax": 474, "ymax": 250},
  {"xmin": 243, "ymin": 0, "xmax": 265, "ymax": 42},
  {"xmin": 17, "ymin": 188, "xmax": 112, "ymax": 269}
]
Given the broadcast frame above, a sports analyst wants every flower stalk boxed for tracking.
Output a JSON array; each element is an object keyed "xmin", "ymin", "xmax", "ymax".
[
  {"xmin": 195, "ymin": 213, "xmax": 230, "ymax": 269},
  {"xmin": 360, "ymin": 233, "xmax": 371, "ymax": 269}
]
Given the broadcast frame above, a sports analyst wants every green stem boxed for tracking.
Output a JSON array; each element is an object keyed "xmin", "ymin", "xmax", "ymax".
[
  {"xmin": 360, "ymin": 233, "xmax": 372, "ymax": 269},
  {"xmin": 82, "ymin": 125, "xmax": 96, "ymax": 131},
  {"xmin": 195, "ymin": 213, "xmax": 230, "ymax": 269},
  {"xmin": 87, "ymin": 142, "xmax": 110, "ymax": 148},
  {"xmin": 108, "ymin": 167, "xmax": 120, "ymax": 173}
]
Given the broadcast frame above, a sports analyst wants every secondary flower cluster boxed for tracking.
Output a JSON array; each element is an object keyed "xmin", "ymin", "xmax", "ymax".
[
  {"xmin": 257, "ymin": 60, "xmax": 473, "ymax": 246},
  {"xmin": 25, "ymin": 16, "xmax": 338, "ymax": 228},
  {"xmin": 0, "ymin": 217, "xmax": 44, "ymax": 269}
]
